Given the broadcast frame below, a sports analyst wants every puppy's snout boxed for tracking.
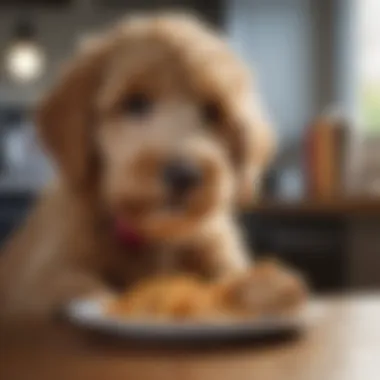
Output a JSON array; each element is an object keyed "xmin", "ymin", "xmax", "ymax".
[{"xmin": 163, "ymin": 160, "xmax": 202, "ymax": 194}]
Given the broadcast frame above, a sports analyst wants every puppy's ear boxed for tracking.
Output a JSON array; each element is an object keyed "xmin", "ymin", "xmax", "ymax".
[
  {"xmin": 36, "ymin": 36, "xmax": 113, "ymax": 189},
  {"xmin": 236, "ymin": 93, "xmax": 276, "ymax": 208}
]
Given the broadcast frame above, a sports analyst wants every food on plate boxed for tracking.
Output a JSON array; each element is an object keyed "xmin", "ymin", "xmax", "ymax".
[
  {"xmin": 107, "ymin": 275, "xmax": 216, "ymax": 320},
  {"xmin": 106, "ymin": 261, "xmax": 307, "ymax": 322}
]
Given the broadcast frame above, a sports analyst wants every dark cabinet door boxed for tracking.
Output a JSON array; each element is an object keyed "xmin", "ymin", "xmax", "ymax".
[{"xmin": 240, "ymin": 213, "xmax": 348, "ymax": 292}]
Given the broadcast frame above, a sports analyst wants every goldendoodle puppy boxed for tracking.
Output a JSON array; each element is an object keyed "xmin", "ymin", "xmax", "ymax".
[{"xmin": 0, "ymin": 12, "xmax": 304, "ymax": 319}]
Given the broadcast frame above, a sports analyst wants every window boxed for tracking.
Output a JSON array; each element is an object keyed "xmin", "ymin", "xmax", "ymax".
[{"xmin": 358, "ymin": 0, "xmax": 380, "ymax": 133}]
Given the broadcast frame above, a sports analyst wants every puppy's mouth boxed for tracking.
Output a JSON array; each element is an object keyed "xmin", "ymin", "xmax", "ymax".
[
  {"xmin": 111, "ymin": 203, "xmax": 183, "ymax": 248},
  {"xmin": 110, "ymin": 186, "xmax": 204, "ymax": 247}
]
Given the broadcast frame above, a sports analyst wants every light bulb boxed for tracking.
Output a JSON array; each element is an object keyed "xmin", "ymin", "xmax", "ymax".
[{"xmin": 5, "ymin": 41, "xmax": 45, "ymax": 83}]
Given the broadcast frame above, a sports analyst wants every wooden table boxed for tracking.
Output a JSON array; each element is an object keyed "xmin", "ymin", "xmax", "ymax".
[{"xmin": 1, "ymin": 295, "xmax": 379, "ymax": 380}]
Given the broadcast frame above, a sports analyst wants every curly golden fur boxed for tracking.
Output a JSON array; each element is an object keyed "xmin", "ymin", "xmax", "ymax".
[{"xmin": 0, "ymin": 13, "xmax": 302, "ymax": 320}]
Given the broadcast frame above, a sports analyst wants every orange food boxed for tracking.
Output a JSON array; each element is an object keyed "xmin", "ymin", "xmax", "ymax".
[
  {"xmin": 107, "ymin": 262, "xmax": 307, "ymax": 321},
  {"xmin": 107, "ymin": 275, "xmax": 216, "ymax": 321}
]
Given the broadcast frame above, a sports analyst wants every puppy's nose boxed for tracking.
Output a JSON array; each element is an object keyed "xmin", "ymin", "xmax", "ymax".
[{"xmin": 163, "ymin": 160, "xmax": 202, "ymax": 194}]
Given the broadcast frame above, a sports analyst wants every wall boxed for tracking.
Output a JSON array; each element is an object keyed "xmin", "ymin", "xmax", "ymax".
[{"xmin": 226, "ymin": 0, "xmax": 317, "ymax": 146}]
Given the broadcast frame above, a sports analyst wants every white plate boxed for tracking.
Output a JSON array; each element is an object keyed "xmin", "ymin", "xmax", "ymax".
[{"xmin": 65, "ymin": 298, "xmax": 322, "ymax": 342}]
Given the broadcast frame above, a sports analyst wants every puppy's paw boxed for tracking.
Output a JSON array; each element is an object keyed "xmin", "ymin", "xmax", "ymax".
[{"xmin": 215, "ymin": 260, "xmax": 308, "ymax": 317}]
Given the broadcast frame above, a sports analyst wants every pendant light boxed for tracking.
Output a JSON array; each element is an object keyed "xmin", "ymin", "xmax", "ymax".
[{"xmin": 4, "ymin": 19, "xmax": 45, "ymax": 83}]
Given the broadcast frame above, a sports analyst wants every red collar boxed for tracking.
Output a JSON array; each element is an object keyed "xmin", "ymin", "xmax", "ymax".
[{"xmin": 114, "ymin": 219, "xmax": 146, "ymax": 249}]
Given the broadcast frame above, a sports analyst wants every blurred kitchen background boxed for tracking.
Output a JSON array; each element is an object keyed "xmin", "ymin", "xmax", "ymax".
[{"xmin": 0, "ymin": 0, "xmax": 379, "ymax": 293}]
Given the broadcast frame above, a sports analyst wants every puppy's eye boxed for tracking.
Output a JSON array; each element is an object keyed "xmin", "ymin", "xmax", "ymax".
[
  {"xmin": 202, "ymin": 102, "xmax": 222, "ymax": 125},
  {"xmin": 121, "ymin": 93, "xmax": 152, "ymax": 116}
]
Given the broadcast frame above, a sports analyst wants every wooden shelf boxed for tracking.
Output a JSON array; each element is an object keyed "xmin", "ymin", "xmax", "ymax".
[{"xmin": 250, "ymin": 198, "xmax": 380, "ymax": 215}]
